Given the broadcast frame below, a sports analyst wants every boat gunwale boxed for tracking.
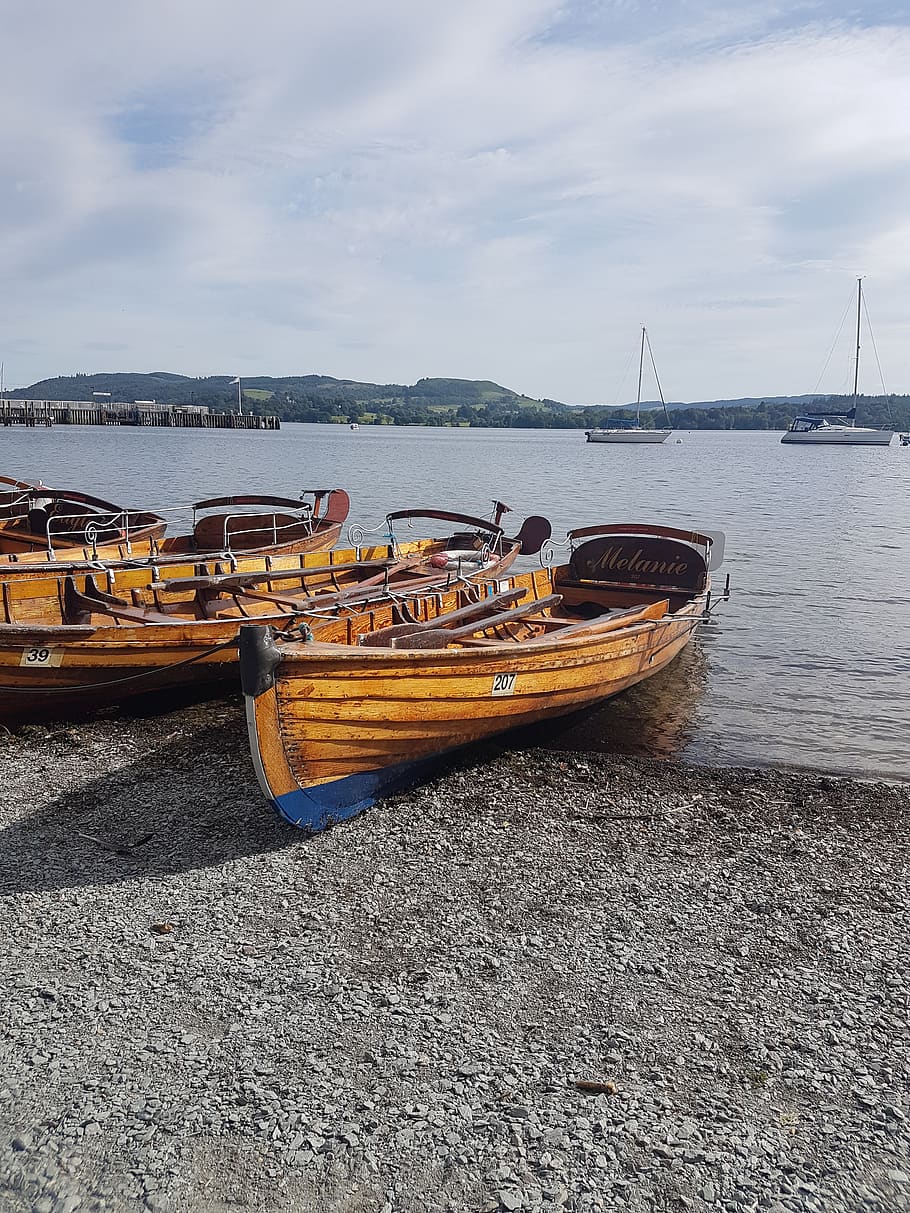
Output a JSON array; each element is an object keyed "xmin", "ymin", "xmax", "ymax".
[{"xmin": 270, "ymin": 600, "xmax": 704, "ymax": 667}]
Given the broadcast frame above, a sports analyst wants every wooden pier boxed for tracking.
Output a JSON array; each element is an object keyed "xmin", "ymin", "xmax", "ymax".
[{"xmin": 0, "ymin": 399, "xmax": 280, "ymax": 430}]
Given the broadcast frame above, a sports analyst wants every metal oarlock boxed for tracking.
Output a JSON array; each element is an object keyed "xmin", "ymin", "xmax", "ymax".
[
  {"xmin": 539, "ymin": 536, "xmax": 571, "ymax": 567},
  {"xmin": 346, "ymin": 519, "xmax": 399, "ymax": 561}
]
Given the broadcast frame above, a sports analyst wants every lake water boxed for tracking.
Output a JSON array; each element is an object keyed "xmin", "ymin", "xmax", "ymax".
[{"xmin": 3, "ymin": 423, "xmax": 909, "ymax": 780}]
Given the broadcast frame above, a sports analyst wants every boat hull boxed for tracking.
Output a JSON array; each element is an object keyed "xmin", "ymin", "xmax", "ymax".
[
  {"xmin": 0, "ymin": 539, "xmax": 525, "ymax": 720},
  {"xmin": 244, "ymin": 598, "xmax": 701, "ymax": 830},
  {"xmin": 586, "ymin": 429, "xmax": 670, "ymax": 443},
  {"xmin": 780, "ymin": 429, "xmax": 893, "ymax": 445}
]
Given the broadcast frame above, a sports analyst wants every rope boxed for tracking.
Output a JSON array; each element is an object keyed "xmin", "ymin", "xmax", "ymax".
[
  {"xmin": 860, "ymin": 291, "xmax": 892, "ymax": 422},
  {"xmin": 9, "ymin": 636, "xmax": 239, "ymax": 695},
  {"xmin": 812, "ymin": 289, "xmax": 853, "ymax": 396}
]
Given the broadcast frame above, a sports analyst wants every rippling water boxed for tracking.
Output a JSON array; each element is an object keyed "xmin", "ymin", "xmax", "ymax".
[{"xmin": 5, "ymin": 423, "xmax": 909, "ymax": 779}]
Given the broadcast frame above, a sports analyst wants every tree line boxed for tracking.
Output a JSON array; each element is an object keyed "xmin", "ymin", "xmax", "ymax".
[{"xmin": 9, "ymin": 372, "xmax": 909, "ymax": 430}]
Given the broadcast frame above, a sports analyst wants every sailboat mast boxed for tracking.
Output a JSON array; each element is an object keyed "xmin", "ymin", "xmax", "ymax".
[
  {"xmin": 852, "ymin": 277, "xmax": 862, "ymax": 427},
  {"xmin": 636, "ymin": 326, "xmax": 646, "ymax": 425}
]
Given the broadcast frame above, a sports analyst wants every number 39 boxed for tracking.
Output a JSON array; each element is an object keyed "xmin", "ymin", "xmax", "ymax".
[{"xmin": 21, "ymin": 647, "xmax": 53, "ymax": 667}]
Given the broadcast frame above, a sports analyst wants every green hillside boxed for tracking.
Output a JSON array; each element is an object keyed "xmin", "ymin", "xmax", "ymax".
[{"xmin": 7, "ymin": 372, "xmax": 910, "ymax": 430}]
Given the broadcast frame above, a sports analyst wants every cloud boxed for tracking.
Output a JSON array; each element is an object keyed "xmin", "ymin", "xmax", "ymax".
[{"xmin": 2, "ymin": 1, "xmax": 910, "ymax": 400}]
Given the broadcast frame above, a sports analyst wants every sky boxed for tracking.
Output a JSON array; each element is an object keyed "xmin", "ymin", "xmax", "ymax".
[{"xmin": 3, "ymin": 0, "xmax": 910, "ymax": 405}]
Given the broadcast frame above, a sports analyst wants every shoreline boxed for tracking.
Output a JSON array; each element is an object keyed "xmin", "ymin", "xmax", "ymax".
[{"xmin": 1, "ymin": 699, "xmax": 908, "ymax": 1213}]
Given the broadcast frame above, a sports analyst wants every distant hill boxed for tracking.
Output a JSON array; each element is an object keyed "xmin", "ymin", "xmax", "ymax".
[
  {"xmin": 639, "ymin": 394, "xmax": 831, "ymax": 413},
  {"xmin": 8, "ymin": 371, "xmax": 545, "ymax": 411},
  {"xmin": 6, "ymin": 372, "xmax": 909, "ymax": 430}
]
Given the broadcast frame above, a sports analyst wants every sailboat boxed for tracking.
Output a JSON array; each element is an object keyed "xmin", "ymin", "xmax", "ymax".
[
  {"xmin": 585, "ymin": 327, "xmax": 672, "ymax": 444},
  {"xmin": 781, "ymin": 279, "xmax": 894, "ymax": 446}
]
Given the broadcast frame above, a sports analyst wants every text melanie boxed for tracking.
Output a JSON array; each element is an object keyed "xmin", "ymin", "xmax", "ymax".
[{"xmin": 590, "ymin": 545, "xmax": 689, "ymax": 576}]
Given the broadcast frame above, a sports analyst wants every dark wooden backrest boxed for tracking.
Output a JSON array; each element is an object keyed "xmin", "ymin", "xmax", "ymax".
[{"xmin": 567, "ymin": 532, "xmax": 708, "ymax": 595}]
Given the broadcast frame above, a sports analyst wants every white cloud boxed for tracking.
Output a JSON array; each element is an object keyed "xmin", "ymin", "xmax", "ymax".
[{"xmin": 2, "ymin": 1, "xmax": 910, "ymax": 401}]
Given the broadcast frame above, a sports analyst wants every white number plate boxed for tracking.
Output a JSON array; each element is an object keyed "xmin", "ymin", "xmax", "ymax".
[
  {"xmin": 20, "ymin": 646, "xmax": 63, "ymax": 668},
  {"xmin": 491, "ymin": 672, "xmax": 516, "ymax": 696}
]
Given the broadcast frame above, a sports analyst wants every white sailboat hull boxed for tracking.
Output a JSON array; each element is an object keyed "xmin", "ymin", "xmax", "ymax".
[
  {"xmin": 586, "ymin": 429, "xmax": 671, "ymax": 444},
  {"xmin": 781, "ymin": 428, "xmax": 893, "ymax": 446}
]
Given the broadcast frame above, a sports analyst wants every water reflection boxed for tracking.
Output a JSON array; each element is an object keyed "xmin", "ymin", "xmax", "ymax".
[{"xmin": 521, "ymin": 639, "xmax": 708, "ymax": 759}]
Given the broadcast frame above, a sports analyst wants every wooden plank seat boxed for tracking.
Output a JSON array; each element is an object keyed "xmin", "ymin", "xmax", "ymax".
[
  {"xmin": 394, "ymin": 594, "xmax": 563, "ymax": 650},
  {"xmin": 358, "ymin": 589, "xmax": 527, "ymax": 647},
  {"xmin": 63, "ymin": 576, "xmax": 183, "ymax": 626}
]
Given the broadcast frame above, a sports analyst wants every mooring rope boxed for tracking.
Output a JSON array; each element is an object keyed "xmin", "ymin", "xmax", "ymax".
[{"xmin": 9, "ymin": 636, "xmax": 240, "ymax": 695}]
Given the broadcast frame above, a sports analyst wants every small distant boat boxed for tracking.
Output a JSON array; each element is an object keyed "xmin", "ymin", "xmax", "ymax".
[
  {"xmin": 350, "ymin": 423, "xmax": 359, "ymax": 431},
  {"xmin": 241, "ymin": 522, "xmax": 725, "ymax": 830},
  {"xmin": 781, "ymin": 279, "xmax": 894, "ymax": 446},
  {"xmin": 0, "ymin": 484, "xmax": 351, "ymax": 568},
  {"xmin": 899, "ymin": 433, "xmax": 909, "ymax": 446},
  {"xmin": 586, "ymin": 327, "xmax": 672, "ymax": 444}
]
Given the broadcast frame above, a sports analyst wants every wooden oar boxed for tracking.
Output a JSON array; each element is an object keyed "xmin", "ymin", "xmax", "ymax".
[
  {"xmin": 395, "ymin": 594, "xmax": 563, "ymax": 650},
  {"xmin": 525, "ymin": 599, "xmax": 668, "ymax": 641},
  {"xmin": 224, "ymin": 568, "xmax": 463, "ymax": 620},
  {"xmin": 159, "ymin": 557, "xmax": 396, "ymax": 594},
  {"xmin": 359, "ymin": 589, "xmax": 526, "ymax": 647}
]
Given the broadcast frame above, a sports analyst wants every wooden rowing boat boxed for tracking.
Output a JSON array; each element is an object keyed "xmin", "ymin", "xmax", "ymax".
[
  {"xmin": 241, "ymin": 523, "xmax": 724, "ymax": 831},
  {"xmin": 0, "ymin": 480, "xmax": 350, "ymax": 568},
  {"xmin": 0, "ymin": 506, "xmax": 549, "ymax": 719}
]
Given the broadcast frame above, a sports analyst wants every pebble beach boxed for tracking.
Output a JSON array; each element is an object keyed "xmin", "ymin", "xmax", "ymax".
[{"xmin": 1, "ymin": 699, "xmax": 908, "ymax": 1213}]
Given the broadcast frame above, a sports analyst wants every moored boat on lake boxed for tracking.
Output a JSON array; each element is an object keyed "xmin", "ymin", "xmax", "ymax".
[
  {"xmin": 0, "ymin": 506, "xmax": 549, "ymax": 719},
  {"xmin": 585, "ymin": 327, "xmax": 673, "ymax": 444},
  {"xmin": 241, "ymin": 522, "xmax": 725, "ymax": 831},
  {"xmin": 781, "ymin": 279, "xmax": 894, "ymax": 446}
]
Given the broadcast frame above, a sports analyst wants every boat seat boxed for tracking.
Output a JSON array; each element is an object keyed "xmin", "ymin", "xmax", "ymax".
[
  {"xmin": 63, "ymin": 576, "xmax": 181, "ymax": 626},
  {"xmin": 535, "ymin": 613, "xmax": 587, "ymax": 627}
]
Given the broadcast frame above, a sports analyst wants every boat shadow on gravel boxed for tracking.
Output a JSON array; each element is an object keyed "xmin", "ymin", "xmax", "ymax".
[
  {"xmin": 0, "ymin": 704, "xmax": 298, "ymax": 897},
  {"xmin": 0, "ymin": 643, "xmax": 709, "ymax": 897}
]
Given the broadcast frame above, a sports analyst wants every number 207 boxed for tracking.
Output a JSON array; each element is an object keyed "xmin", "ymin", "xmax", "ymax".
[{"xmin": 491, "ymin": 673, "xmax": 516, "ymax": 696}]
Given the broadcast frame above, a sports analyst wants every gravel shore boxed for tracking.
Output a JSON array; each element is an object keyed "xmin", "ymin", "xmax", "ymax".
[{"xmin": 1, "ymin": 698, "xmax": 908, "ymax": 1213}]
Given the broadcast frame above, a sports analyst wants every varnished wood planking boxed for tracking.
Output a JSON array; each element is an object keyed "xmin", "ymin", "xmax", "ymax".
[
  {"xmin": 270, "ymin": 611, "xmax": 697, "ymax": 785},
  {"xmin": 0, "ymin": 539, "xmax": 524, "ymax": 717}
]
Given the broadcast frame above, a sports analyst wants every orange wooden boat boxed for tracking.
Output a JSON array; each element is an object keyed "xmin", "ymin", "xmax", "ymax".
[
  {"xmin": 0, "ymin": 507, "xmax": 549, "ymax": 719},
  {"xmin": 241, "ymin": 523, "xmax": 726, "ymax": 831},
  {"xmin": 0, "ymin": 479, "xmax": 350, "ymax": 568}
]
